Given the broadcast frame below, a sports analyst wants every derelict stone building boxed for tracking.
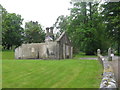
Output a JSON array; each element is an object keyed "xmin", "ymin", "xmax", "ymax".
[{"xmin": 15, "ymin": 27, "xmax": 73, "ymax": 59}]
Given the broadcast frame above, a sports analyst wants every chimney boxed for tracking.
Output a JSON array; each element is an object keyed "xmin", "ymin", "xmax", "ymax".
[
  {"xmin": 50, "ymin": 27, "xmax": 53, "ymax": 34},
  {"xmin": 46, "ymin": 27, "xmax": 49, "ymax": 36}
]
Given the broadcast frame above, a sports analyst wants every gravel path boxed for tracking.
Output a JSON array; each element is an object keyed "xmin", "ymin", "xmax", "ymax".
[
  {"xmin": 79, "ymin": 57, "xmax": 97, "ymax": 60},
  {"xmin": 108, "ymin": 56, "xmax": 120, "ymax": 88}
]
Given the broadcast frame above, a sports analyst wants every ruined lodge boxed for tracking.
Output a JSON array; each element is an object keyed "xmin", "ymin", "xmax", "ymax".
[{"xmin": 15, "ymin": 27, "xmax": 73, "ymax": 59}]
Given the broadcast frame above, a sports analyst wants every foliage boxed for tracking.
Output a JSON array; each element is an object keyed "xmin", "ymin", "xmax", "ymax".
[
  {"xmin": 1, "ymin": 2, "xmax": 119, "ymax": 55},
  {"xmin": 73, "ymin": 52, "xmax": 97, "ymax": 59},
  {"xmin": 2, "ymin": 6, "xmax": 24, "ymax": 50},
  {"xmin": 54, "ymin": 2, "xmax": 110, "ymax": 55},
  {"xmin": 1, "ymin": 5, "xmax": 45, "ymax": 50},
  {"xmin": 24, "ymin": 21, "xmax": 45, "ymax": 43},
  {"xmin": 101, "ymin": 2, "xmax": 120, "ymax": 55},
  {"xmin": 0, "ymin": 5, "xmax": 2, "ymax": 45},
  {"xmin": 54, "ymin": 15, "xmax": 69, "ymax": 34}
]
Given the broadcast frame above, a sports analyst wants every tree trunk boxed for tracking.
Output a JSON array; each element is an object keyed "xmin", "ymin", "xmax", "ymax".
[
  {"xmin": 7, "ymin": 45, "xmax": 10, "ymax": 50},
  {"xmin": 82, "ymin": 2, "xmax": 87, "ymax": 24},
  {"xmin": 89, "ymin": 2, "xmax": 92, "ymax": 21}
]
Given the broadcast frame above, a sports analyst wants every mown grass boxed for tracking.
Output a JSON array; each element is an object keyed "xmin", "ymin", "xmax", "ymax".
[
  {"xmin": 2, "ymin": 51, "xmax": 102, "ymax": 88},
  {"xmin": 0, "ymin": 50, "xmax": 1, "ymax": 89},
  {"xmin": 73, "ymin": 52, "xmax": 97, "ymax": 59},
  {"xmin": 2, "ymin": 50, "xmax": 14, "ymax": 60}
]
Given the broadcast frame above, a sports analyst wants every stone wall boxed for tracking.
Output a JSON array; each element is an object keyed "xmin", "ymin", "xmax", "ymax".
[
  {"xmin": 15, "ymin": 31, "xmax": 73, "ymax": 60},
  {"xmin": 56, "ymin": 32, "xmax": 73, "ymax": 59},
  {"xmin": 15, "ymin": 42, "xmax": 61, "ymax": 59},
  {"xmin": 97, "ymin": 49, "xmax": 117, "ymax": 88},
  {"xmin": 15, "ymin": 43, "xmax": 43, "ymax": 59},
  {"xmin": 45, "ymin": 42, "xmax": 58, "ymax": 59}
]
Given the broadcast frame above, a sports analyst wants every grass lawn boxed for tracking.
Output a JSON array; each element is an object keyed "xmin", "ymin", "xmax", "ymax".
[
  {"xmin": 73, "ymin": 52, "xmax": 97, "ymax": 59},
  {"xmin": 2, "ymin": 50, "xmax": 14, "ymax": 60},
  {"xmin": 2, "ymin": 51, "xmax": 103, "ymax": 88}
]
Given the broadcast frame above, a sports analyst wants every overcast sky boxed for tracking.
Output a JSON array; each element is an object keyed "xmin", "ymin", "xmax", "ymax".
[{"xmin": 0, "ymin": 0, "xmax": 71, "ymax": 28}]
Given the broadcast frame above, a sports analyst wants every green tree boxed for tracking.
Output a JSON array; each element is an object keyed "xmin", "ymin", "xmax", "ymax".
[
  {"xmin": 24, "ymin": 21, "xmax": 45, "ymax": 43},
  {"xmin": 53, "ymin": 15, "xmax": 69, "ymax": 34},
  {"xmin": 67, "ymin": 2, "xmax": 94, "ymax": 54},
  {"xmin": 0, "ymin": 5, "xmax": 2, "ymax": 46},
  {"xmin": 54, "ymin": 2, "xmax": 110, "ymax": 55},
  {"xmin": 102, "ymin": 2, "xmax": 120, "ymax": 55},
  {"xmin": 2, "ymin": 12, "xmax": 24, "ymax": 50}
]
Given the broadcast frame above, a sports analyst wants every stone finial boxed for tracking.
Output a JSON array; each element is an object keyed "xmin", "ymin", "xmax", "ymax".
[
  {"xmin": 108, "ymin": 48, "xmax": 111, "ymax": 55},
  {"xmin": 97, "ymin": 49, "xmax": 101, "ymax": 55},
  {"xmin": 108, "ymin": 48, "xmax": 112, "ymax": 61}
]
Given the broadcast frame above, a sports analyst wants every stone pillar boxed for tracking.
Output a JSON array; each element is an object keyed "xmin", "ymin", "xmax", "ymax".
[
  {"xmin": 15, "ymin": 48, "xmax": 19, "ymax": 59},
  {"xmin": 108, "ymin": 48, "xmax": 112, "ymax": 61},
  {"xmin": 69, "ymin": 46, "xmax": 71, "ymax": 59},
  {"xmin": 63, "ymin": 44, "xmax": 66, "ymax": 59},
  {"xmin": 71, "ymin": 47, "xmax": 73, "ymax": 58},
  {"xmin": 66, "ymin": 45, "xmax": 69, "ymax": 58},
  {"xmin": 57, "ymin": 44, "xmax": 60, "ymax": 59},
  {"xmin": 97, "ymin": 49, "xmax": 101, "ymax": 55}
]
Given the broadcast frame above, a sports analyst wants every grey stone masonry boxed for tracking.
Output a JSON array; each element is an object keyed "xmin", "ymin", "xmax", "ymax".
[
  {"xmin": 97, "ymin": 49, "xmax": 117, "ymax": 88},
  {"xmin": 15, "ymin": 30, "xmax": 73, "ymax": 60},
  {"xmin": 108, "ymin": 48, "xmax": 112, "ymax": 61}
]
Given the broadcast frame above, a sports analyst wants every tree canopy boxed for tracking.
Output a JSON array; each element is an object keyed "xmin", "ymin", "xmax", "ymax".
[
  {"xmin": 1, "ymin": 5, "xmax": 45, "ymax": 50},
  {"xmin": 53, "ymin": 1, "xmax": 120, "ymax": 55},
  {"xmin": 102, "ymin": 2, "xmax": 120, "ymax": 55},
  {"xmin": 2, "ymin": 8, "xmax": 24, "ymax": 50},
  {"xmin": 1, "ymin": 2, "xmax": 120, "ymax": 55},
  {"xmin": 24, "ymin": 21, "xmax": 45, "ymax": 43}
]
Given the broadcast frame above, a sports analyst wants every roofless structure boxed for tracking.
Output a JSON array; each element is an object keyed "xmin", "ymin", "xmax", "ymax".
[{"xmin": 15, "ymin": 27, "xmax": 73, "ymax": 59}]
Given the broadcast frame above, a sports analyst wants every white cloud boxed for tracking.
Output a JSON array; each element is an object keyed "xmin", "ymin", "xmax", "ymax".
[{"xmin": 0, "ymin": 0, "xmax": 70, "ymax": 28}]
